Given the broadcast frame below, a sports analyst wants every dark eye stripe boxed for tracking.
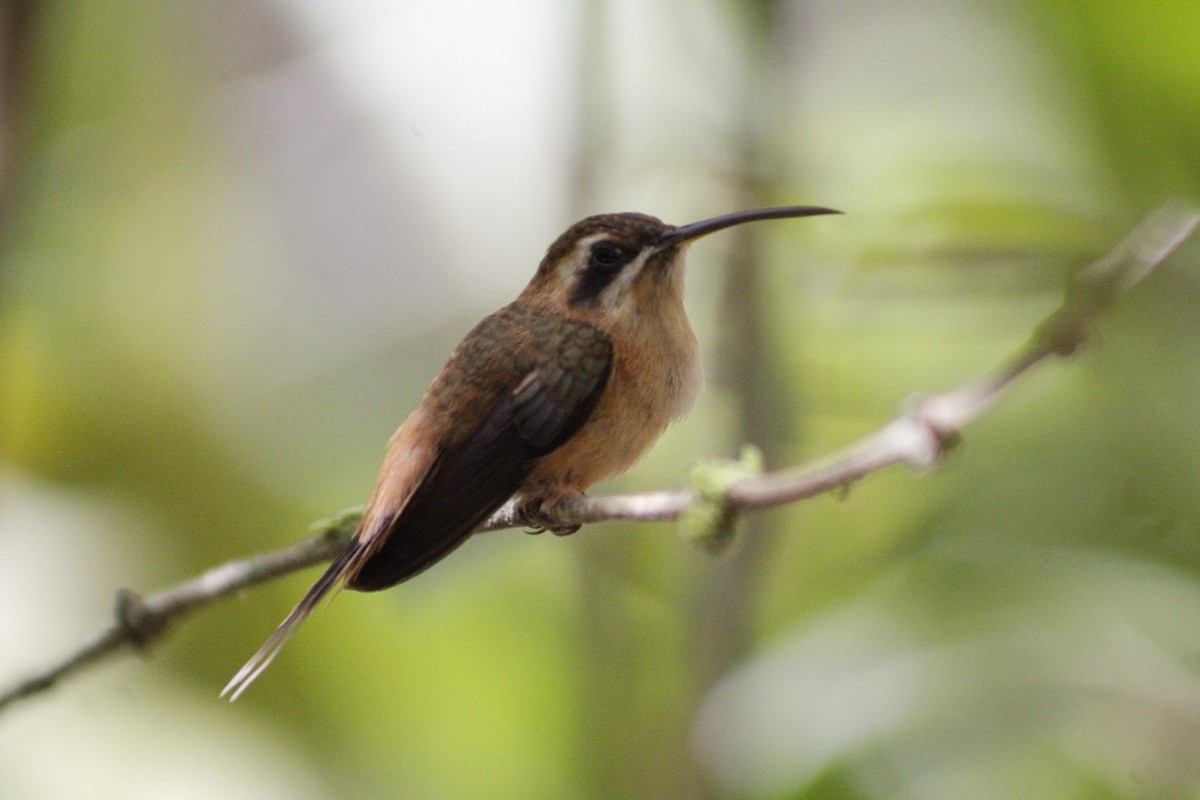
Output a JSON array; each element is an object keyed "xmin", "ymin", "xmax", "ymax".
[{"xmin": 570, "ymin": 241, "xmax": 635, "ymax": 306}]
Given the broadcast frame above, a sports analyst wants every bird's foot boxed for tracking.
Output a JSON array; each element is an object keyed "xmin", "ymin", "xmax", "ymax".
[{"xmin": 519, "ymin": 494, "xmax": 583, "ymax": 536}]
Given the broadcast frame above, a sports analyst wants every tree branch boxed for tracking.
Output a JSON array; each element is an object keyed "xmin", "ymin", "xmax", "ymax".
[
  {"xmin": 2, "ymin": 202, "xmax": 1196, "ymax": 714},
  {"xmin": 0, "ymin": 518, "xmax": 352, "ymax": 713}
]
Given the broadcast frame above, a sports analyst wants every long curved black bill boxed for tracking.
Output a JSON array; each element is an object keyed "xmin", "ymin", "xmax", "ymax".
[{"xmin": 659, "ymin": 205, "xmax": 842, "ymax": 250}]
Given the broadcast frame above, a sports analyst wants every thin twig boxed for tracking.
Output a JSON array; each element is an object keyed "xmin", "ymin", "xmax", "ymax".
[
  {"xmin": 1, "ymin": 203, "xmax": 1195, "ymax": 714},
  {"xmin": 0, "ymin": 519, "xmax": 351, "ymax": 713}
]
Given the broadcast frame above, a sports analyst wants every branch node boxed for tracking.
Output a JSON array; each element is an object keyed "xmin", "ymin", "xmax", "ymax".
[
  {"xmin": 681, "ymin": 446, "xmax": 763, "ymax": 554},
  {"xmin": 1032, "ymin": 307, "xmax": 1090, "ymax": 358},
  {"xmin": 895, "ymin": 400, "xmax": 960, "ymax": 470},
  {"xmin": 114, "ymin": 589, "xmax": 164, "ymax": 651},
  {"xmin": 312, "ymin": 506, "xmax": 362, "ymax": 548}
]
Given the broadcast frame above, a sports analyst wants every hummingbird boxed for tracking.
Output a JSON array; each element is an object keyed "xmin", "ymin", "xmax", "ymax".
[{"xmin": 222, "ymin": 204, "xmax": 839, "ymax": 699}]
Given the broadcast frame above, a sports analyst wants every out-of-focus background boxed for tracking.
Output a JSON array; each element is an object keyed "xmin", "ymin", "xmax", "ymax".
[{"xmin": 2, "ymin": 1, "xmax": 1199, "ymax": 798}]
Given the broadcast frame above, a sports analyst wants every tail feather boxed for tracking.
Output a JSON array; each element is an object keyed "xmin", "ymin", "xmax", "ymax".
[{"xmin": 221, "ymin": 541, "xmax": 366, "ymax": 701}]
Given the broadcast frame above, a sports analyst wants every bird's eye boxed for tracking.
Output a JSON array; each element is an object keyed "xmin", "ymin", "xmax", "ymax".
[{"xmin": 589, "ymin": 241, "xmax": 626, "ymax": 272}]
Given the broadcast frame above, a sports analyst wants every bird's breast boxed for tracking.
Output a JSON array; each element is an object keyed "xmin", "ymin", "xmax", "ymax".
[{"xmin": 522, "ymin": 296, "xmax": 702, "ymax": 496}]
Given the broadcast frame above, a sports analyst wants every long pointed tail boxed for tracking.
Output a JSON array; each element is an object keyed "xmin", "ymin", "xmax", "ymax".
[{"xmin": 221, "ymin": 541, "xmax": 366, "ymax": 701}]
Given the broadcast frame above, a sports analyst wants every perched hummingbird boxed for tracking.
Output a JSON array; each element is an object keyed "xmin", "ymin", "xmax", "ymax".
[{"xmin": 222, "ymin": 205, "xmax": 839, "ymax": 699}]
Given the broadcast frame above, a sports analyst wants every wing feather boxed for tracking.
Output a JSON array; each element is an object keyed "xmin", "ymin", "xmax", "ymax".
[
  {"xmin": 349, "ymin": 318, "xmax": 612, "ymax": 589},
  {"xmin": 223, "ymin": 308, "xmax": 611, "ymax": 698}
]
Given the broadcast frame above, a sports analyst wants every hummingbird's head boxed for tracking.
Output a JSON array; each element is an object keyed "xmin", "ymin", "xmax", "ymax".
[{"xmin": 522, "ymin": 206, "xmax": 841, "ymax": 318}]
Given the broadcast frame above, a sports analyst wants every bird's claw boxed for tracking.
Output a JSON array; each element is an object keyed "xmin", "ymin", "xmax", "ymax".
[{"xmin": 519, "ymin": 496, "xmax": 582, "ymax": 536}]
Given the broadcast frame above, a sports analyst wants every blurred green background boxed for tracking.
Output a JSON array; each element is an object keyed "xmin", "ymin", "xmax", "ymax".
[{"xmin": 2, "ymin": 1, "xmax": 1199, "ymax": 798}]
